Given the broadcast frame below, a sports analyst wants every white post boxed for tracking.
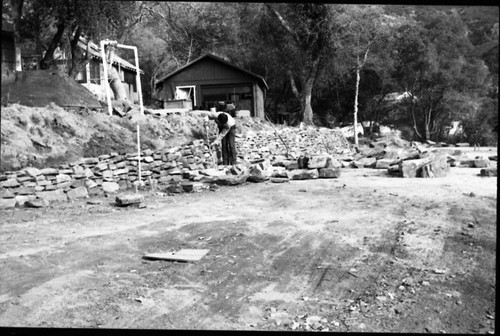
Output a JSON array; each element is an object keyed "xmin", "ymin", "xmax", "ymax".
[
  {"xmin": 137, "ymin": 124, "xmax": 141, "ymax": 187},
  {"xmin": 100, "ymin": 41, "xmax": 113, "ymax": 116}
]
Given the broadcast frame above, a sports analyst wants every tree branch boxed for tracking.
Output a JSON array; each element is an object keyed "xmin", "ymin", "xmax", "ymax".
[
  {"xmin": 40, "ymin": 21, "xmax": 66, "ymax": 69},
  {"xmin": 266, "ymin": 4, "xmax": 300, "ymax": 45},
  {"xmin": 287, "ymin": 70, "xmax": 300, "ymax": 100}
]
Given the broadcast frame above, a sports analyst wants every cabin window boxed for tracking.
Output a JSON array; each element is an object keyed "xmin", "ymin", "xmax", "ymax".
[{"xmin": 175, "ymin": 86, "xmax": 196, "ymax": 106}]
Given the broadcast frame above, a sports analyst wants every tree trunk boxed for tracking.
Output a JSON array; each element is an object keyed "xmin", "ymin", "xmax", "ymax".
[
  {"xmin": 354, "ymin": 67, "xmax": 361, "ymax": 145},
  {"xmin": 424, "ymin": 123, "xmax": 431, "ymax": 141},
  {"xmin": 68, "ymin": 26, "xmax": 86, "ymax": 78},
  {"xmin": 410, "ymin": 95, "xmax": 423, "ymax": 141},
  {"xmin": 302, "ymin": 77, "xmax": 314, "ymax": 125},
  {"xmin": 425, "ymin": 107, "xmax": 432, "ymax": 141},
  {"xmin": 40, "ymin": 22, "xmax": 66, "ymax": 70}
]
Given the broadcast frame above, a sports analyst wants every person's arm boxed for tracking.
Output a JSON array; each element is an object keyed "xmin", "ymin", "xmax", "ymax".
[
  {"xmin": 206, "ymin": 111, "xmax": 218, "ymax": 120},
  {"xmin": 213, "ymin": 127, "xmax": 230, "ymax": 144}
]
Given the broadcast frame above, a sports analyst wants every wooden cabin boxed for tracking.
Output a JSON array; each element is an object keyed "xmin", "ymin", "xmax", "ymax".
[
  {"xmin": 19, "ymin": 37, "xmax": 144, "ymax": 104},
  {"xmin": 74, "ymin": 38, "xmax": 143, "ymax": 103},
  {"xmin": 155, "ymin": 54, "xmax": 268, "ymax": 119}
]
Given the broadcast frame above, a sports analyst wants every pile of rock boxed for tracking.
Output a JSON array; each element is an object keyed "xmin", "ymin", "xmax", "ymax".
[
  {"xmin": 339, "ymin": 135, "xmax": 498, "ymax": 178},
  {"xmin": 240, "ymin": 153, "xmax": 342, "ymax": 184},
  {"xmin": 237, "ymin": 126, "xmax": 352, "ymax": 163}
]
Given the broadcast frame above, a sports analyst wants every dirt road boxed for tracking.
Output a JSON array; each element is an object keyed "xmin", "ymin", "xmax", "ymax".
[{"xmin": 0, "ymin": 166, "xmax": 496, "ymax": 332}]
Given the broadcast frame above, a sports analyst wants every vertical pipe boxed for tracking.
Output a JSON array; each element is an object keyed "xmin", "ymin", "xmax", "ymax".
[
  {"xmin": 100, "ymin": 41, "xmax": 112, "ymax": 116},
  {"xmin": 137, "ymin": 124, "xmax": 141, "ymax": 186}
]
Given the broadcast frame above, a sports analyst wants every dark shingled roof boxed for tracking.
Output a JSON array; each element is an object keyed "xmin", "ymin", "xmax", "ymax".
[{"xmin": 156, "ymin": 53, "xmax": 268, "ymax": 90}]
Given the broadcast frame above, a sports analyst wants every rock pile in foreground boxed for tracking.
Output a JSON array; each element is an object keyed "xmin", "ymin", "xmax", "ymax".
[{"xmin": 344, "ymin": 135, "xmax": 495, "ymax": 178}]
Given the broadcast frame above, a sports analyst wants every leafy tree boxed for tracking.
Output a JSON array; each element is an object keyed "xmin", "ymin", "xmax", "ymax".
[
  {"xmin": 460, "ymin": 97, "xmax": 498, "ymax": 147},
  {"xmin": 139, "ymin": 2, "xmax": 239, "ymax": 70},
  {"xmin": 334, "ymin": 5, "xmax": 396, "ymax": 144},
  {"xmin": 391, "ymin": 9, "xmax": 488, "ymax": 141},
  {"xmin": 133, "ymin": 2, "xmax": 244, "ymax": 105},
  {"xmin": 264, "ymin": 3, "xmax": 336, "ymax": 125},
  {"xmin": 9, "ymin": 0, "xmax": 144, "ymax": 76}
]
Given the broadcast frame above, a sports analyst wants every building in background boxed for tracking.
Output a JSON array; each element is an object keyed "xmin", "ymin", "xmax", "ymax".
[
  {"xmin": 155, "ymin": 54, "xmax": 268, "ymax": 119},
  {"xmin": 74, "ymin": 38, "xmax": 143, "ymax": 104},
  {"xmin": 18, "ymin": 37, "xmax": 143, "ymax": 104}
]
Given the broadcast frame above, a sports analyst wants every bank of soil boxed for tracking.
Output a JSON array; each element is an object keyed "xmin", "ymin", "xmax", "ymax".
[
  {"xmin": 0, "ymin": 103, "xmax": 275, "ymax": 172},
  {"xmin": 0, "ymin": 166, "xmax": 496, "ymax": 332}
]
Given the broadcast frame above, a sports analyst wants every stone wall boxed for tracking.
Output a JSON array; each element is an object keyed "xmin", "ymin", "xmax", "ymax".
[
  {"xmin": 0, "ymin": 139, "xmax": 216, "ymax": 208},
  {"xmin": 0, "ymin": 125, "xmax": 354, "ymax": 209}
]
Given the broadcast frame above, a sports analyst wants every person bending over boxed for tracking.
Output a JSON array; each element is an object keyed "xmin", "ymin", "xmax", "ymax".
[{"xmin": 206, "ymin": 111, "xmax": 237, "ymax": 165}]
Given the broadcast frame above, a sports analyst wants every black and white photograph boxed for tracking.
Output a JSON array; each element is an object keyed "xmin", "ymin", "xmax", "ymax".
[{"xmin": 0, "ymin": 1, "xmax": 497, "ymax": 334}]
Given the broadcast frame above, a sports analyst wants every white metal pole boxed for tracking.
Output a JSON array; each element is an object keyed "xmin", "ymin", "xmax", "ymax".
[
  {"xmin": 100, "ymin": 41, "xmax": 113, "ymax": 116},
  {"xmin": 137, "ymin": 124, "xmax": 142, "ymax": 188}
]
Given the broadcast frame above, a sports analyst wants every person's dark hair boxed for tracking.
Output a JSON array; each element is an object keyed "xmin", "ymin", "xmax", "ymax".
[{"xmin": 217, "ymin": 113, "xmax": 228, "ymax": 124}]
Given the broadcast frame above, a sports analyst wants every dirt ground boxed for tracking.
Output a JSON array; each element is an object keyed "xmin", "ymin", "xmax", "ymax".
[{"xmin": 0, "ymin": 163, "xmax": 496, "ymax": 332}]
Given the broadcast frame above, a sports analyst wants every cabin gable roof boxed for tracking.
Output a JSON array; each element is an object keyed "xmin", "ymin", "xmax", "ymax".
[{"xmin": 156, "ymin": 54, "xmax": 268, "ymax": 90}]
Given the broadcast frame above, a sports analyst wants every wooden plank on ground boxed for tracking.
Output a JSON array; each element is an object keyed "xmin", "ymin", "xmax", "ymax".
[{"xmin": 143, "ymin": 249, "xmax": 210, "ymax": 262}]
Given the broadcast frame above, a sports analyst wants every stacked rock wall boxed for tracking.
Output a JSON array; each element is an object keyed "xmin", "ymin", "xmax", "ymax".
[
  {"xmin": 0, "ymin": 139, "xmax": 216, "ymax": 208},
  {"xmin": 238, "ymin": 126, "xmax": 352, "ymax": 162},
  {"xmin": 0, "ymin": 124, "xmax": 354, "ymax": 208}
]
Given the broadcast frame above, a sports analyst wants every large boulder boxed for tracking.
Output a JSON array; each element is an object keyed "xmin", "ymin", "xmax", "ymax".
[
  {"xmin": 102, "ymin": 181, "xmax": 120, "ymax": 193},
  {"xmin": 327, "ymin": 158, "xmax": 342, "ymax": 169},
  {"xmin": 401, "ymin": 152, "xmax": 449, "ymax": 178},
  {"xmin": 210, "ymin": 174, "xmax": 249, "ymax": 186},
  {"xmin": 473, "ymin": 157, "xmax": 490, "ymax": 168},
  {"xmin": 0, "ymin": 198, "xmax": 16, "ymax": 209},
  {"xmin": 36, "ymin": 189, "xmax": 68, "ymax": 203},
  {"xmin": 421, "ymin": 154, "xmax": 449, "ymax": 178},
  {"xmin": 115, "ymin": 193, "xmax": 145, "ymax": 206},
  {"xmin": 318, "ymin": 168, "xmax": 341, "ymax": 178},
  {"xmin": 14, "ymin": 195, "xmax": 37, "ymax": 207},
  {"xmin": 270, "ymin": 166, "xmax": 288, "ymax": 178},
  {"xmin": 270, "ymin": 177, "xmax": 289, "ymax": 183},
  {"xmin": 308, "ymin": 155, "xmax": 331, "ymax": 169},
  {"xmin": 480, "ymin": 167, "xmax": 497, "ymax": 177},
  {"xmin": 66, "ymin": 186, "xmax": 89, "ymax": 200},
  {"xmin": 286, "ymin": 169, "xmax": 319, "ymax": 180},
  {"xmin": 401, "ymin": 158, "xmax": 431, "ymax": 178},
  {"xmin": 375, "ymin": 158, "xmax": 397, "ymax": 169},
  {"xmin": 247, "ymin": 164, "xmax": 269, "ymax": 183},
  {"xmin": 352, "ymin": 157, "xmax": 377, "ymax": 168},
  {"xmin": 23, "ymin": 167, "xmax": 42, "ymax": 177},
  {"xmin": 0, "ymin": 178, "xmax": 20, "ymax": 188}
]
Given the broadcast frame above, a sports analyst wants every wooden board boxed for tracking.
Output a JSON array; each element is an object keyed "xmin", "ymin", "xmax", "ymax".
[{"xmin": 143, "ymin": 249, "xmax": 210, "ymax": 262}]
